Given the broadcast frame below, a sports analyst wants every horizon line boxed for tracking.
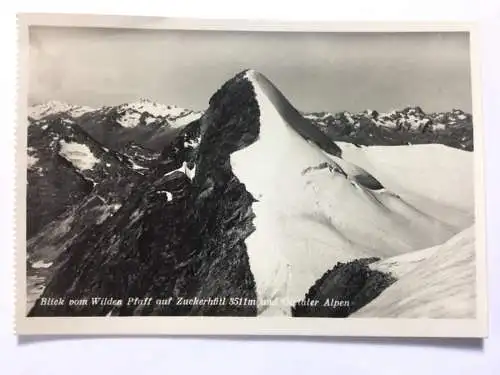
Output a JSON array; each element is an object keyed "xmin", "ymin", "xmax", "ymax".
[{"xmin": 27, "ymin": 98, "xmax": 473, "ymax": 116}]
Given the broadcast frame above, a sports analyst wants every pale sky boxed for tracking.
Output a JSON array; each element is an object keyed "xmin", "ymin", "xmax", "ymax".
[{"xmin": 28, "ymin": 27, "xmax": 472, "ymax": 113}]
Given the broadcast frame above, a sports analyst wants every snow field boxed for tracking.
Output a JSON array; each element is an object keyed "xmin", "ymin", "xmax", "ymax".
[{"xmin": 230, "ymin": 71, "xmax": 468, "ymax": 316}]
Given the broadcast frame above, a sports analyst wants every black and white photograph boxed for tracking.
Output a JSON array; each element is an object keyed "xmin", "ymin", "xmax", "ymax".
[{"xmin": 16, "ymin": 15, "xmax": 487, "ymax": 336}]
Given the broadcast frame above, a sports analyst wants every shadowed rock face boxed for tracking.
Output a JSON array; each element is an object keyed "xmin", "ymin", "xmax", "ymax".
[
  {"xmin": 185, "ymin": 71, "xmax": 260, "ymax": 315},
  {"xmin": 292, "ymin": 258, "xmax": 396, "ymax": 317},
  {"xmin": 119, "ymin": 141, "xmax": 161, "ymax": 169},
  {"xmin": 27, "ymin": 149, "xmax": 92, "ymax": 240},
  {"xmin": 29, "ymin": 70, "xmax": 261, "ymax": 317},
  {"xmin": 78, "ymin": 110, "xmax": 182, "ymax": 152},
  {"xmin": 27, "ymin": 118, "xmax": 142, "ymax": 240},
  {"xmin": 27, "ymin": 120, "xmax": 93, "ymax": 239},
  {"xmin": 26, "ymin": 118, "xmax": 151, "ymax": 311},
  {"xmin": 250, "ymin": 70, "xmax": 342, "ymax": 157}
]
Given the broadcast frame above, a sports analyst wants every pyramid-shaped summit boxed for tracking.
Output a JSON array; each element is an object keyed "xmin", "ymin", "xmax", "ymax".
[{"xmin": 242, "ymin": 69, "xmax": 342, "ymax": 156}]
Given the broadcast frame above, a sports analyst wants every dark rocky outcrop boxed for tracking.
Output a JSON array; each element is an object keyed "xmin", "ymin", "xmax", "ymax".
[
  {"xmin": 29, "ymin": 70, "xmax": 261, "ymax": 317},
  {"xmin": 291, "ymin": 258, "xmax": 396, "ymax": 317},
  {"xmin": 119, "ymin": 141, "xmax": 161, "ymax": 169},
  {"xmin": 27, "ymin": 147, "xmax": 92, "ymax": 239}
]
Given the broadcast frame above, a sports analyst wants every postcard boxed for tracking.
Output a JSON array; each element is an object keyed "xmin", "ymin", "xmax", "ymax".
[{"xmin": 15, "ymin": 13, "xmax": 488, "ymax": 337}]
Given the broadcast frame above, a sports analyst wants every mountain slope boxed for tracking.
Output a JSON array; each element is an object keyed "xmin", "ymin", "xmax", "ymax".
[
  {"xmin": 353, "ymin": 226, "xmax": 476, "ymax": 318},
  {"xmin": 26, "ymin": 117, "xmax": 147, "ymax": 310},
  {"xmin": 73, "ymin": 99, "xmax": 202, "ymax": 152},
  {"xmin": 27, "ymin": 120, "xmax": 93, "ymax": 239},
  {"xmin": 28, "ymin": 71, "xmax": 261, "ymax": 317},
  {"xmin": 230, "ymin": 70, "xmax": 458, "ymax": 315},
  {"xmin": 27, "ymin": 117, "xmax": 144, "ymax": 239},
  {"xmin": 118, "ymin": 141, "xmax": 161, "ymax": 169},
  {"xmin": 337, "ymin": 141, "xmax": 474, "ymax": 229}
]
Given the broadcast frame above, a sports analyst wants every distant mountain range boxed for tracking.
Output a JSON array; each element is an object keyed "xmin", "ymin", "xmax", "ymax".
[
  {"xmin": 29, "ymin": 97, "xmax": 473, "ymax": 154},
  {"xmin": 29, "ymin": 99, "xmax": 203, "ymax": 152},
  {"xmin": 29, "ymin": 99, "xmax": 202, "ymax": 127},
  {"xmin": 26, "ymin": 70, "xmax": 475, "ymax": 319},
  {"xmin": 303, "ymin": 106, "xmax": 473, "ymax": 151}
]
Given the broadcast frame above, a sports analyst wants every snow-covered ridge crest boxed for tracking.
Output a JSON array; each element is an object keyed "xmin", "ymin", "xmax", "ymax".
[
  {"xmin": 116, "ymin": 98, "xmax": 202, "ymax": 128},
  {"xmin": 121, "ymin": 98, "xmax": 190, "ymax": 118},
  {"xmin": 28, "ymin": 98, "xmax": 203, "ymax": 129},
  {"xmin": 244, "ymin": 70, "xmax": 341, "ymax": 157},
  {"xmin": 29, "ymin": 100, "xmax": 95, "ymax": 120}
]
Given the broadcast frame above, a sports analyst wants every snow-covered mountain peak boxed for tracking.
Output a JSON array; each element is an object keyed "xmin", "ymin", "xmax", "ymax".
[
  {"xmin": 29, "ymin": 99, "xmax": 203, "ymax": 131},
  {"xmin": 243, "ymin": 69, "xmax": 341, "ymax": 156},
  {"xmin": 29, "ymin": 101, "xmax": 96, "ymax": 121},
  {"xmin": 114, "ymin": 99, "xmax": 202, "ymax": 129},
  {"xmin": 120, "ymin": 99, "xmax": 180, "ymax": 116},
  {"xmin": 229, "ymin": 70, "xmax": 454, "ymax": 315},
  {"xmin": 243, "ymin": 68, "xmax": 258, "ymax": 77}
]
